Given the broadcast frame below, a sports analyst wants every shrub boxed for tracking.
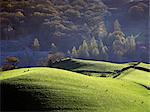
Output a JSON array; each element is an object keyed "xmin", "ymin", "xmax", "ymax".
[
  {"xmin": 5, "ymin": 56, "xmax": 19, "ymax": 66},
  {"xmin": 2, "ymin": 64, "xmax": 16, "ymax": 71},
  {"xmin": 47, "ymin": 52, "xmax": 64, "ymax": 66},
  {"xmin": 2, "ymin": 56, "xmax": 19, "ymax": 71}
]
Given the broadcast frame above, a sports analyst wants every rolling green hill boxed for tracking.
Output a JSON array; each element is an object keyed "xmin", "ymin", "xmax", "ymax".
[
  {"xmin": 52, "ymin": 58, "xmax": 128, "ymax": 72},
  {"xmin": 117, "ymin": 69, "xmax": 150, "ymax": 87},
  {"xmin": 52, "ymin": 58, "xmax": 150, "ymax": 86},
  {"xmin": 0, "ymin": 67, "xmax": 149, "ymax": 112},
  {"xmin": 52, "ymin": 58, "xmax": 149, "ymax": 76}
]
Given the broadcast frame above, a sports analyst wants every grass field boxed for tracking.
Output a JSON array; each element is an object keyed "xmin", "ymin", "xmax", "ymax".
[
  {"xmin": 0, "ymin": 67, "xmax": 149, "ymax": 112},
  {"xmin": 52, "ymin": 58, "xmax": 128, "ymax": 72},
  {"xmin": 52, "ymin": 58, "xmax": 150, "ymax": 78},
  {"xmin": 118, "ymin": 69, "xmax": 150, "ymax": 87}
]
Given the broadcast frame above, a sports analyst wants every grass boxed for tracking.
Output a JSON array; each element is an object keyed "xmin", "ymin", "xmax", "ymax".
[
  {"xmin": 52, "ymin": 58, "xmax": 150, "ymax": 80},
  {"xmin": 138, "ymin": 63, "xmax": 150, "ymax": 69},
  {"xmin": 0, "ymin": 67, "xmax": 149, "ymax": 112},
  {"xmin": 52, "ymin": 58, "xmax": 128, "ymax": 72},
  {"xmin": 118, "ymin": 68, "xmax": 150, "ymax": 87}
]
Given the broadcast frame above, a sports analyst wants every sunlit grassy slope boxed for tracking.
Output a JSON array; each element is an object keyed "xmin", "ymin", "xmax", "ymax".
[
  {"xmin": 53, "ymin": 59, "xmax": 150, "ymax": 85},
  {"xmin": 0, "ymin": 67, "xmax": 149, "ymax": 112},
  {"xmin": 52, "ymin": 58, "xmax": 128, "ymax": 72},
  {"xmin": 138, "ymin": 63, "xmax": 150, "ymax": 69},
  {"xmin": 118, "ymin": 69, "xmax": 150, "ymax": 86}
]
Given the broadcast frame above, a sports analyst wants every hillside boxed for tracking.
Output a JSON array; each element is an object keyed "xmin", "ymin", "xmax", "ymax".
[
  {"xmin": 0, "ymin": 67, "xmax": 149, "ymax": 111},
  {"xmin": 0, "ymin": 0, "xmax": 107, "ymax": 50},
  {"xmin": 52, "ymin": 58, "xmax": 128, "ymax": 71},
  {"xmin": 1, "ymin": 0, "xmax": 149, "ymax": 64},
  {"xmin": 118, "ymin": 69, "xmax": 150, "ymax": 87},
  {"xmin": 52, "ymin": 59, "xmax": 150, "ymax": 85}
]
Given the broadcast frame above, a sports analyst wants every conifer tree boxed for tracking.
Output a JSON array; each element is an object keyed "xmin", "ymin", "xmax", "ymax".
[
  {"xmin": 114, "ymin": 19, "xmax": 121, "ymax": 31},
  {"xmin": 98, "ymin": 21, "xmax": 108, "ymax": 38},
  {"xmin": 92, "ymin": 47, "xmax": 100, "ymax": 56},
  {"xmin": 51, "ymin": 43, "xmax": 57, "ymax": 53},
  {"xmin": 125, "ymin": 35, "xmax": 136, "ymax": 52},
  {"xmin": 90, "ymin": 37, "xmax": 99, "ymax": 57},
  {"xmin": 33, "ymin": 38, "xmax": 40, "ymax": 50},
  {"xmin": 71, "ymin": 46, "xmax": 78, "ymax": 58},
  {"xmin": 112, "ymin": 40, "xmax": 126, "ymax": 59},
  {"xmin": 78, "ymin": 40, "xmax": 90, "ymax": 58},
  {"xmin": 101, "ymin": 46, "xmax": 108, "ymax": 60},
  {"xmin": 98, "ymin": 39, "xmax": 104, "ymax": 50},
  {"xmin": 67, "ymin": 50, "xmax": 72, "ymax": 58}
]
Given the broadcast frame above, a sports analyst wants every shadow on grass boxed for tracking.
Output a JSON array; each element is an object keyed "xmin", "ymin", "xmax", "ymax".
[
  {"xmin": 1, "ymin": 83, "xmax": 43, "ymax": 111},
  {"xmin": 1, "ymin": 82, "xmax": 84, "ymax": 111},
  {"xmin": 52, "ymin": 59, "xmax": 86, "ymax": 71}
]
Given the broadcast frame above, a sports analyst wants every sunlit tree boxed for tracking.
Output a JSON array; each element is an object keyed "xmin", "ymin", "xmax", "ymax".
[
  {"xmin": 78, "ymin": 40, "xmax": 90, "ymax": 58},
  {"xmin": 125, "ymin": 35, "xmax": 136, "ymax": 53},
  {"xmin": 112, "ymin": 40, "xmax": 126, "ymax": 59},
  {"xmin": 71, "ymin": 46, "xmax": 78, "ymax": 58},
  {"xmin": 51, "ymin": 43, "xmax": 57, "ymax": 53},
  {"xmin": 97, "ymin": 22, "xmax": 108, "ymax": 38},
  {"xmin": 101, "ymin": 46, "xmax": 108, "ymax": 60},
  {"xmin": 33, "ymin": 38, "xmax": 40, "ymax": 50},
  {"xmin": 89, "ymin": 37, "xmax": 100, "ymax": 57}
]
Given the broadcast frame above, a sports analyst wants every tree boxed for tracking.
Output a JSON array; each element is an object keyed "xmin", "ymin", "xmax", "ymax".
[
  {"xmin": 89, "ymin": 37, "xmax": 99, "ymax": 57},
  {"xmin": 98, "ymin": 39, "xmax": 104, "ymax": 50},
  {"xmin": 32, "ymin": 38, "xmax": 40, "ymax": 65},
  {"xmin": 101, "ymin": 46, "xmax": 108, "ymax": 60},
  {"xmin": 51, "ymin": 43, "xmax": 57, "ymax": 53},
  {"xmin": 112, "ymin": 31, "xmax": 126, "ymax": 42},
  {"xmin": 112, "ymin": 40, "xmax": 126, "ymax": 59},
  {"xmin": 71, "ymin": 46, "xmax": 78, "ymax": 58},
  {"xmin": 15, "ymin": 11, "xmax": 24, "ymax": 18},
  {"xmin": 47, "ymin": 52, "xmax": 64, "ymax": 66},
  {"xmin": 67, "ymin": 50, "xmax": 71, "ymax": 57},
  {"xmin": 114, "ymin": 19, "xmax": 121, "ymax": 31},
  {"xmin": 125, "ymin": 35, "xmax": 136, "ymax": 52},
  {"xmin": 97, "ymin": 21, "xmax": 108, "ymax": 39},
  {"xmin": 90, "ymin": 37, "xmax": 98, "ymax": 49},
  {"xmin": 2, "ymin": 56, "xmax": 19, "ymax": 71},
  {"xmin": 92, "ymin": 47, "xmax": 100, "ymax": 57},
  {"xmin": 78, "ymin": 40, "xmax": 90, "ymax": 58},
  {"xmin": 33, "ymin": 38, "xmax": 40, "ymax": 50},
  {"xmin": 5, "ymin": 56, "xmax": 19, "ymax": 66}
]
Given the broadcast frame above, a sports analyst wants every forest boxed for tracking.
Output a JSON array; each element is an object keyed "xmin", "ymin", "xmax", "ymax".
[{"xmin": 0, "ymin": 0, "xmax": 149, "ymax": 67}]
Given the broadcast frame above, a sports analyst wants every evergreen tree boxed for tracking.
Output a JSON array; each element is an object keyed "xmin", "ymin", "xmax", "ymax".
[
  {"xmin": 90, "ymin": 37, "xmax": 99, "ymax": 57},
  {"xmin": 98, "ymin": 39, "xmax": 104, "ymax": 50},
  {"xmin": 78, "ymin": 40, "xmax": 90, "ymax": 58},
  {"xmin": 67, "ymin": 50, "xmax": 71, "ymax": 57},
  {"xmin": 71, "ymin": 46, "xmax": 78, "ymax": 58},
  {"xmin": 92, "ymin": 47, "xmax": 100, "ymax": 57},
  {"xmin": 114, "ymin": 19, "xmax": 121, "ymax": 31},
  {"xmin": 33, "ymin": 38, "xmax": 40, "ymax": 50},
  {"xmin": 32, "ymin": 38, "xmax": 40, "ymax": 65},
  {"xmin": 125, "ymin": 35, "xmax": 136, "ymax": 52},
  {"xmin": 98, "ymin": 21, "xmax": 108, "ymax": 38},
  {"xmin": 112, "ymin": 40, "xmax": 126, "ymax": 59},
  {"xmin": 51, "ymin": 43, "xmax": 57, "ymax": 53},
  {"xmin": 90, "ymin": 37, "xmax": 98, "ymax": 49},
  {"xmin": 101, "ymin": 46, "xmax": 108, "ymax": 60}
]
